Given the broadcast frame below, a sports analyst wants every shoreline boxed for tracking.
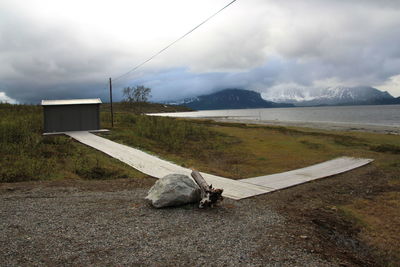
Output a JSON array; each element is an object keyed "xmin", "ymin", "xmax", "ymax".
[{"xmin": 206, "ymin": 117, "xmax": 400, "ymax": 135}]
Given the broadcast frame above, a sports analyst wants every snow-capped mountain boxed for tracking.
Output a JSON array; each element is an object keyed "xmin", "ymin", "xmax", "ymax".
[{"xmin": 262, "ymin": 86, "xmax": 398, "ymax": 106}]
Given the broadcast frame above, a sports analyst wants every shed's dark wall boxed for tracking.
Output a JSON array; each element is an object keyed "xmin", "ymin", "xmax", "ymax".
[{"xmin": 43, "ymin": 104, "xmax": 100, "ymax": 132}]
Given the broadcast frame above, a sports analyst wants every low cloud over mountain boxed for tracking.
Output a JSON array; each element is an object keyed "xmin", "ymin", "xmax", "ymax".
[
  {"xmin": 1, "ymin": 0, "xmax": 400, "ymax": 103},
  {"xmin": 172, "ymin": 87, "xmax": 400, "ymax": 110},
  {"xmin": 262, "ymin": 86, "xmax": 400, "ymax": 106}
]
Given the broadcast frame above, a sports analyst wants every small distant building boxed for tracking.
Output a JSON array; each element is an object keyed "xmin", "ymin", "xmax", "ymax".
[{"xmin": 41, "ymin": 98, "xmax": 102, "ymax": 133}]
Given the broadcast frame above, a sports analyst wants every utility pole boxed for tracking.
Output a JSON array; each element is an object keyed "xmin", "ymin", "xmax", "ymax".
[{"xmin": 109, "ymin": 77, "xmax": 114, "ymax": 128}]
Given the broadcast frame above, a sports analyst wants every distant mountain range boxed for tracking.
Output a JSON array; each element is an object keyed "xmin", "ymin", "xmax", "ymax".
[
  {"xmin": 172, "ymin": 89, "xmax": 293, "ymax": 110},
  {"xmin": 262, "ymin": 86, "xmax": 400, "ymax": 106},
  {"xmin": 168, "ymin": 87, "xmax": 400, "ymax": 110}
]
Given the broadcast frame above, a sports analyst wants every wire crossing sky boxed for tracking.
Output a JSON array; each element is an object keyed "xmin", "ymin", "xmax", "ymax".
[{"xmin": 112, "ymin": 0, "xmax": 238, "ymax": 84}]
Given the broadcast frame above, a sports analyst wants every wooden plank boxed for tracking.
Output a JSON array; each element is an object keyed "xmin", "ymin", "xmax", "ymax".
[
  {"xmin": 66, "ymin": 131, "xmax": 373, "ymax": 200},
  {"xmin": 43, "ymin": 129, "xmax": 109, "ymax": 136},
  {"xmin": 238, "ymin": 157, "xmax": 373, "ymax": 190}
]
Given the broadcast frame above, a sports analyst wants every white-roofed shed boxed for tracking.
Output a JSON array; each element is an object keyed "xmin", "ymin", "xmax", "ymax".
[{"xmin": 42, "ymin": 98, "xmax": 102, "ymax": 133}]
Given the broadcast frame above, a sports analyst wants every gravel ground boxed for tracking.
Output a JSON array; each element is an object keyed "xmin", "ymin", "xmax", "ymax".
[{"xmin": 0, "ymin": 184, "xmax": 338, "ymax": 266}]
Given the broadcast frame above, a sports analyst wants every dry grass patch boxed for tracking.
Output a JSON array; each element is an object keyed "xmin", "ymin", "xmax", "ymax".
[{"xmin": 340, "ymin": 192, "xmax": 400, "ymax": 266}]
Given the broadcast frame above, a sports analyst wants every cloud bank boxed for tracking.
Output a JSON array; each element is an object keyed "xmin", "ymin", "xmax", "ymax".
[{"xmin": 1, "ymin": 0, "xmax": 400, "ymax": 104}]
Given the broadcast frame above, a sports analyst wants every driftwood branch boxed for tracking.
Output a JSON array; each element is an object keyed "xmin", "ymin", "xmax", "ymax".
[{"xmin": 191, "ymin": 170, "xmax": 223, "ymax": 208}]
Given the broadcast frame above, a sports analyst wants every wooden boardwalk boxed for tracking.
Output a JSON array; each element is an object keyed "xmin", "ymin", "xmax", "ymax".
[
  {"xmin": 66, "ymin": 131, "xmax": 373, "ymax": 200},
  {"xmin": 66, "ymin": 131, "xmax": 272, "ymax": 200},
  {"xmin": 239, "ymin": 157, "xmax": 373, "ymax": 189}
]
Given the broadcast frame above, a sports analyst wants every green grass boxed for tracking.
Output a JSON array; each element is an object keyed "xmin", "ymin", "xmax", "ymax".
[{"xmin": 0, "ymin": 103, "xmax": 144, "ymax": 183}]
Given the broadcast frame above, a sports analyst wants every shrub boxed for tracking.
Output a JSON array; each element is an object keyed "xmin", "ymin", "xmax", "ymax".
[{"xmin": 370, "ymin": 144, "xmax": 400, "ymax": 154}]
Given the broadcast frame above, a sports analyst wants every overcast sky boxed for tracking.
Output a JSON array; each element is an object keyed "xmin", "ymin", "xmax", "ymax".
[{"xmin": 1, "ymin": 0, "xmax": 400, "ymax": 104}]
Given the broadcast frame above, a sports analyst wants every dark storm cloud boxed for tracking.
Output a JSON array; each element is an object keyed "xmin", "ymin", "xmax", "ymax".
[
  {"xmin": 0, "ymin": 7, "xmax": 130, "ymax": 103},
  {"xmin": 1, "ymin": 0, "xmax": 400, "ymax": 103},
  {"xmin": 130, "ymin": 58, "xmax": 300, "ymax": 102}
]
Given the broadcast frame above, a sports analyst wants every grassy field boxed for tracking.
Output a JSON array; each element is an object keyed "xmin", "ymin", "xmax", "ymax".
[
  {"xmin": 0, "ymin": 103, "xmax": 147, "ymax": 183},
  {"xmin": 1, "ymin": 102, "xmax": 399, "ymax": 265}
]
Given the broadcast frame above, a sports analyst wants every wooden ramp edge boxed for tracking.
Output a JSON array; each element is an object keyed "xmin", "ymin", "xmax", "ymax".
[
  {"xmin": 239, "ymin": 157, "xmax": 373, "ymax": 190},
  {"xmin": 66, "ymin": 131, "xmax": 373, "ymax": 200}
]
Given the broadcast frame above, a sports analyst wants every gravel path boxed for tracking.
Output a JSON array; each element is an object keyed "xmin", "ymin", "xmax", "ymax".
[{"xmin": 1, "ymin": 185, "xmax": 338, "ymax": 266}]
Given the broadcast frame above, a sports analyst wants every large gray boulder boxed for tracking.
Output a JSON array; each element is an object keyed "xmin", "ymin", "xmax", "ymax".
[{"xmin": 145, "ymin": 174, "xmax": 201, "ymax": 208}]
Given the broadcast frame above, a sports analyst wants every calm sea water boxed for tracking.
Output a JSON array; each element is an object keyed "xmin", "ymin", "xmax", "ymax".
[{"xmin": 151, "ymin": 105, "xmax": 400, "ymax": 127}]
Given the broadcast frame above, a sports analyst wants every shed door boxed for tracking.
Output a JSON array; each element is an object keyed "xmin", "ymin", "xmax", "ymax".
[{"xmin": 44, "ymin": 104, "xmax": 99, "ymax": 132}]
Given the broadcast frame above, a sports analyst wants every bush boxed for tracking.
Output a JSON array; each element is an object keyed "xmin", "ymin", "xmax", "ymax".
[{"xmin": 370, "ymin": 144, "xmax": 400, "ymax": 154}]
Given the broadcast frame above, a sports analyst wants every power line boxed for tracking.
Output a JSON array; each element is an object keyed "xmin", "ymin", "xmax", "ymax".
[{"xmin": 112, "ymin": 0, "xmax": 238, "ymax": 83}]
